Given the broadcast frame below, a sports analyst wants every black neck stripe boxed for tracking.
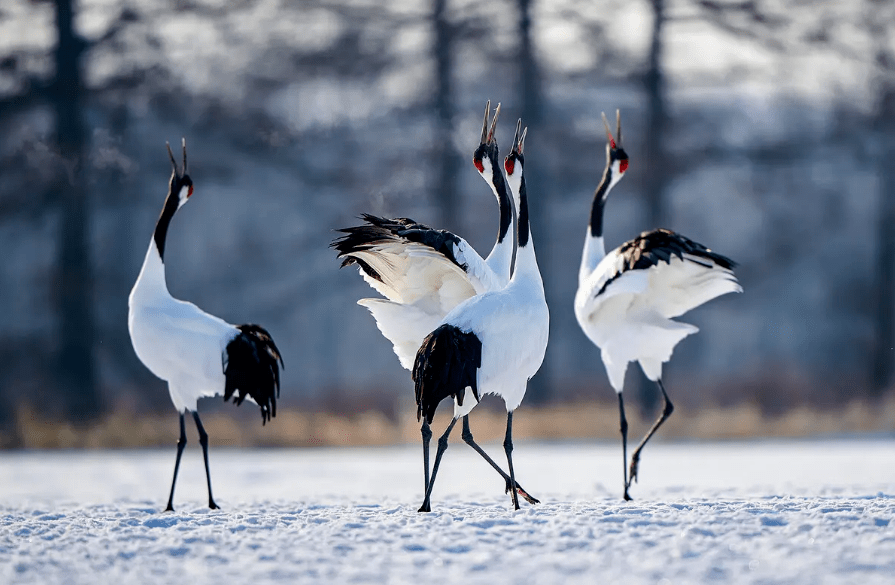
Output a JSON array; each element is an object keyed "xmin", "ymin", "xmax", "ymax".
[
  {"xmin": 492, "ymin": 164, "xmax": 512, "ymax": 244},
  {"xmin": 589, "ymin": 168, "xmax": 611, "ymax": 238},
  {"xmin": 153, "ymin": 187, "xmax": 180, "ymax": 261},
  {"xmin": 518, "ymin": 173, "xmax": 530, "ymax": 248}
]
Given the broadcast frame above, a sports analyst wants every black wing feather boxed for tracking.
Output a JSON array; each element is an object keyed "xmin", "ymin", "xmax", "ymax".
[
  {"xmin": 331, "ymin": 214, "xmax": 468, "ymax": 281},
  {"xmin": 597, "ymin": 228, "xmax": 737, "ymax": 297},
  {"xmin": 223, "ymin": 324, "xmax": 284, "ymax": 425},
  {"xmin": 412, "ymin": 324, "xmax": 482, "ymax": 425}
]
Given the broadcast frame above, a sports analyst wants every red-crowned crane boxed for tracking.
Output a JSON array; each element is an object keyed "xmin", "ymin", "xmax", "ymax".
[
  {"xmin": 332, "ymin": 104, "xmax": 537, "ymax": 506},
  {"xmin": 413, "ymin": 120, "xmax": 549, "ymax": 512},
  {"xmin": 574, "ymin": 111, "xmax": 741, "ymax": 500},
  {"xmin": 128, "ymin": 140, "xmax": 283, "ymax": 511}
]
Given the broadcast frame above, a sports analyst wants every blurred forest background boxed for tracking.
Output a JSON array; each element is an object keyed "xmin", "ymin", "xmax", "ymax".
[{"xmin": 1, "ymin": 0, "xmax": 895, "ymax": 448}]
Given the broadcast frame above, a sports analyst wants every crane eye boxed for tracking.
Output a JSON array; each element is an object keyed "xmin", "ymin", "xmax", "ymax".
[
  {"xmin": 619, "ymin": 160, "xmax": 629, "ymax": 174},
  {"xmin": 473, "ymin": 157, "xmax": 484, "ymax": 173},
  {"xmin": 504, "ymin": 157, "xmax": 515, "ymax": 175}
]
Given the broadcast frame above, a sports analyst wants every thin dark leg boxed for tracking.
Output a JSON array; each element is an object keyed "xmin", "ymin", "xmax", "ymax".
[
  {"xmin": 165, "ymin": 413, "xmax": 187, "ymax": 512},
  {"xmin": 421, "ymin": 420, "xmax": 432, "ymax": 498},
  {"xmin": 192, "ymin": 411, "xmax": 220, "ymax": 510},
  {"xmin": 503, "ymin": 411, "xmax": 520, "ymax": 511},
  {"xmin": 418, "ymin": 417, "xmax": 458, "ymax": 513},
  {"xmin": 461, "ymin": 416, "xmax": 539, "ymax": 505},
  {"xmin": 627, "ymin": 379, "xmax": 674, "ymax": 490},
  {"xmin": 619, "ymin": 393, "xmax": 632, "ymax": 501}
]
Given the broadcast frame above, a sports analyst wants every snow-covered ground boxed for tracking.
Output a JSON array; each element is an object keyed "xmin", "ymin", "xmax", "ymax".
[{"xmin": 1, "ymin": 438, "xmax": 894, "ymax": 584}]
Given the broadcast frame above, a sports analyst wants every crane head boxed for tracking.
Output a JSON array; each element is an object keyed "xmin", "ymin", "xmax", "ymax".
[
  {"xmin": 504, "ymin": 118, "xmax": 526, "ymax": 178},
  {"xmin": 473, "ymin": 101, "xmax": 501, "ymax": 178},
  {"xmin": 602, "ymin": 109, "xmax": 629, "ymax": 177},
  {"xmin": 166, "ymin": 138, "xmax": 193, "ymax": 207}
]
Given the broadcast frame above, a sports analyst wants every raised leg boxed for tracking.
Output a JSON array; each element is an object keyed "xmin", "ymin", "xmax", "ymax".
[
  {"xmin": 192, "ymin": 411, "xmax": 220, "ymax": 510},
  {"xmin": 503, "ymin": 411, "xmax": 520, "ymax": 511},
  {"xmin": 627, "ymin": 379, "xmax": 674, "ymax": 490},
  {"xmin": 420, "ymin": 420, "xmax": 432, "ymax": 497},
  {"xmin": 460, "ymin": 416, "xmax": 539, "ymax": 505},
  {"xmin": 165, "ymin": 413, "xmax": 187, "ymax": 512},
  {"xmin": 618, "ymin": 393, "xmax": 632, "ymax": 501},
  {"xmin": 418, "ymin": 417, "xmax": 458, "ymax": 513}
]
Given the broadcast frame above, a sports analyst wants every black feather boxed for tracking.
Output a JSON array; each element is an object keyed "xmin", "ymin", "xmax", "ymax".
[
  {"xmin": 597, "ymin": 228, "xmax": 738, "ymax": 297},
  {"xmin": 412, "ymin": 324, "xmax": 482, "ymax": 425},
  {"xmin": 223, "ymin": 324, "xmax": 284, "ymax": 425},
  {"xmin": 331, "ymin": 214, "xmax": 468, "ymax": 280}
]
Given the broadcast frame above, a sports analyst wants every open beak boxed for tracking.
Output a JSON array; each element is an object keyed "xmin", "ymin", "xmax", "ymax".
[
  {"xmin": 601, "ymin": 112, "xmax": 616, "ymax": 149},
  {"xmin": 487, "ymin": 103, "xmax": 501, "ymax": 143},
  {"xmin": 511, "ymin": 119, "xmax": 527, "ymax": 155},
  {"xmin": 166, "ymin": 138, "xmax": 189, "ymax": 177},
  {"xmin": 166, "ymin": 142, "xmax": 178, "ymax": 176},
  {"xmin": 480, "ymin": 101, "xmax": 501, "ymax": 144},
  {"xmin": 480, "ymin": 100, "xmax": 491, "ymax": 144},
  {"xmin": 601, "ymin": 110, "xmax": 622, "ymax": 149}
]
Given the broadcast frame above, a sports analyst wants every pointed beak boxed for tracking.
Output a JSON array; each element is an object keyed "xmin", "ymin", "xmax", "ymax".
[
  {"xmin": 166, "ymin": 141, "xmax": 178, "ymax": 176},
  {"xmin": 480, "ymin": 100, "xmax": 491, "ymax": 144},
  {"xmin": 487, "ymin": 103, "xmax": 501, "ymax": 143},
  {"xmin": 181, "ymin": 137, "xmax": 188, "ymax": 174},
  {"xmin": 615, "ymin": 109, "xmax": 622, "ymax": 147},
  {"xmin": 511, "ymin": 119, "xmax": 527, "ymax": 155},
  {"xmin": 601, "ymin": 112, "xmax": 617, "ymax": 149}
]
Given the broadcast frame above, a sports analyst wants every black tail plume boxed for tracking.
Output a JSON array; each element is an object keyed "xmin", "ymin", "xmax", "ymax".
[
  {"xmin": 413, "ymin": 324, "xmax": 481, "ymax": 424},
  {"xmin": 223, "ymin": 324, "xmax": 284, "ymax": 424}
]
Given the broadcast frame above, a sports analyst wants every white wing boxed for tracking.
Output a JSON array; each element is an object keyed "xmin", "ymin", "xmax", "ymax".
[
  {"xmin": 358, "ymin": 298, "xmax": 445, "ymax": 370},
  {"xmin": 129, "ymin": 297, "xmax": 235, "ymax": 402},
  {"xmin": 575, "ymin": 233, "xmax": 741, "ymax": 390},
  {"xmin": 334, "ymin": 216, "xmax": 506, "ymax": 370}
]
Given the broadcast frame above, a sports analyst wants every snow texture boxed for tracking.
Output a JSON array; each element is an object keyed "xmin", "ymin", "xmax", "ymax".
[{"xmin": 1, "ymin": 439, "xmax": 894, "ymax": 584}]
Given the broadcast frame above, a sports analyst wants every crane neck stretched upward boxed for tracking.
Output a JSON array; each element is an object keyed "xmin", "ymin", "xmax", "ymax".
[
  {"xmin": 506, "ymin": 166, "xmax": 542, "ymax": 287},
  {"xmin": 132, "ymin": 181, "xmax": 188, "ymax": 301},
  {"xmin": 153, "ymin": 182, "xmax": 188, "ymax": 262},
  {"xmin": 579, "ymin": 160, "xmax": 623, "ymax": 283},
  {"xmin": 482, "ymin": 155, "xmax": 515, "ymax": 284}
]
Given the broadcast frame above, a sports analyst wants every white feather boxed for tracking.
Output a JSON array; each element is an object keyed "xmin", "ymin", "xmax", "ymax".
[
  {"xmin": 357, "ymin": 298, "xmax": 444, "ymax": 370},
  {"xmin": 128, "ymin": 242, "xmax": 237, "ymax": 412},
  {"xmin": 575, "ymin": 245, "xmax": 740, "ymax": 393},
  {"xmin": 448, "ymin": 158, "xmax": 549, "ymax": 418},
  {"xmin": 345, "ymin": 228, "xmax": 511, "ymax": 374}
]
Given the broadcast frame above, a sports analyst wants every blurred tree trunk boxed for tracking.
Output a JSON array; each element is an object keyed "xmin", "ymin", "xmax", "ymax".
[
  {"xmin": 635, "ymin": 0, "xmax": 669, "ymax": 415},
  {"xmin": 869, "ymin": 11, "xmax": 895, "ymax": 398},
  {"xmin": 517, "ymin": 0, "xmax": 552, "ymax": 404},
  {"xmin": 53, "ymin": 0, "xmax": 102, "ymax": 420},
  {"xmin": 433, "ymin": 0, "xmax": 460, "ymax": 232}
]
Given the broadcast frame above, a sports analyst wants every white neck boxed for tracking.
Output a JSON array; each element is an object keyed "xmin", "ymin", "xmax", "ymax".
[
  {"xmin": 512, "ymin": 235, "xmax": 544, "ymax": 289},
  {"xmin": 505, "ymin": 167, "xmax": 544, "ymax": 292},
  {"xmin": 485, "ymin": 230, "xmax": 514, "ymax": 285},
  {"xmin": 578, "ymin": 232, "xmax": 606, "ymax": 285},
  {"xmin": 481, "ymin": 158, "xmax": 515, "ymax": 285},
  {"xmin": 130, "ymin": 240, "xmax": 170, "ymax": 305}
]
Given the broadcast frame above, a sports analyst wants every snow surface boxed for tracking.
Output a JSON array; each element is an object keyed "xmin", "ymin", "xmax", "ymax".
[{"xmin": 1, "ymin": 438, "xmax": 894, "ymax": 584}]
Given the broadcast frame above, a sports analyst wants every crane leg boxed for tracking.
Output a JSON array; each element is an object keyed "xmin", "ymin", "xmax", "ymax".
[
  {"xmin": 461, "ymin": 416, "xmax": 539, "ymax": 505},
  {"xmin": 627, "ymin": 379, "xmax": 674, "ymax": 492},
  {"xmin": 418, "ymin": 417, "xmax": 457, "ymax": 513},
  {"xmin": 503, "ymin": 411, "xmax": 520, "ymax": 511},
  {"xmin": 164, "ymin": 413, "xmax": 187, "ymax": 512},
  {"xmin": 619, "ymin": 393, "xmax": 632, "ymax": 501},
  {"xmin": 420, "ymin": 420, "xmax": 432, "ymax": 498},
  {"xmin": 192, "ymin": 411, "xmax": 220, "ymax": 510}
]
